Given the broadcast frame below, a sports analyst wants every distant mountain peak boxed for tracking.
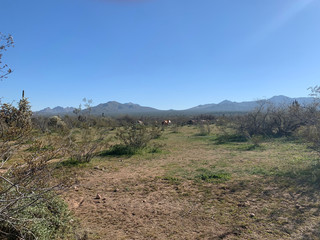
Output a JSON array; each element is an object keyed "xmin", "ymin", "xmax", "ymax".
[
  {"xmin": 269, "ymin": 95, "xmax": 291, "ymax": 101},
  {"xmin": 219, "ymin": 100, "xmax": 233, "ymax": 105},
  {"xmin": 34, "ymin": 95, "xmax": 315, "ymax": 116},
  {"xmin": 34, "ymin": 106, "xmax": 75, "ymax": 116}
]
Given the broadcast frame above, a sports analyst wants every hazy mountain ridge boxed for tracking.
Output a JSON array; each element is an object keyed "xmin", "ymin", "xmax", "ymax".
[
  {"xmin": 35, "ymin": 106, "xmax": 75, "ymax": 115},
  {"xmin": 84, "ymin": 101, "xmax": 160, "ymax": 115},
  {"xmin": 34, "ymin": 96, "xmax": 315, "ymax": 116},
  {"xmin": 188, "ymin": 95, "xmax": 315, "ymax": 113}
]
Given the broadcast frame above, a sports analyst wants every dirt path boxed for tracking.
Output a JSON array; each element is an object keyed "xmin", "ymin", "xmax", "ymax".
[{"xmin": 64, "ymin": 165, "xmax": 230, "ymax": 240}]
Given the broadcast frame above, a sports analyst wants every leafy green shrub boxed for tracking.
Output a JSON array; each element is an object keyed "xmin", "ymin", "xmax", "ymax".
[
  {"xmin": 116, "ymin": 125, "xmax": 151, "ymax": 149},
  {"xmin": 115, "ymin": 125, "xmax": 161, "ymax": 151},
  {"xmin": 1, "ymin": 193, "xmax": 75, "ymax": 240},
  {"xmin": 102, "ymin": 125, "xmax": 163, "ymax": 156}
]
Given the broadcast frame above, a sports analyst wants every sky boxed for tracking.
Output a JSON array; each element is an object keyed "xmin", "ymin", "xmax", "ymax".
[{"xmin": 1, "ymin": 0, "xmax": 320, "ymax": 111}]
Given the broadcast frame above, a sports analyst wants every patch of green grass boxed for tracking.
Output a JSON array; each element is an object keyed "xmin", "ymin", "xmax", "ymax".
[
  {"xmin": 146, "ymin": 143, "xmax": 165, "ymax": 154},
  {"xmin": 195, "ymin": 168, "xmax": 231, "ymax": 182},
  {"xmin": 234, "ymin": 143, "xmax": 265, "ymax": 151},
  {"xmin": 249, "ymin": 166, "xmax": 278, "ymax": 176},
  {"xmin": 59, "ymin": 158, "xmax": 90, "ymax": 168},
  {"xmin": 162, "ymin": 176, "xmax": 181, "ymax": 184},
  {"xmin": 212, "ymin": 134, "xmax": 248, "ymax": 144},
  {"xmin": 100, "ymin": 144, "xmax": 138, "ymax": 156},
  {"xmin": 280, "ymin": 160, "xmax": 320, "ymax": 184},
  {"xmin": 147, "ymin": 147, "xmax": 162, "ymax": 154},
  {"xmin": 100, "ymin": 142, "xmax": 165, "ymax": 157}
]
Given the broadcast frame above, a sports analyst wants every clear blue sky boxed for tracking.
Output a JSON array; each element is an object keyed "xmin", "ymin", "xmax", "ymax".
[{"xmin": 1, "ymin": 0, "xmax": 320, "ymax": 111}]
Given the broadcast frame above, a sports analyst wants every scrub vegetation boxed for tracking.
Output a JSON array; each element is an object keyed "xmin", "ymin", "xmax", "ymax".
[{"xmin": 3, "ymin": 87, "xmax": 320, "ymax": 239}]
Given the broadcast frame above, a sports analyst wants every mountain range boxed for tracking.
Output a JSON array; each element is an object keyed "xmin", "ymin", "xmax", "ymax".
[{"xmin": 34, "ymin": 95, "xmax": 315, "ymax": 116}]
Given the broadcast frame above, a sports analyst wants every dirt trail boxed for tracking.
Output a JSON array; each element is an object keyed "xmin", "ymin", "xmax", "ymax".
[{"xmin": 64, "ymin": 164, "xmax": 230, "ymax": 240}]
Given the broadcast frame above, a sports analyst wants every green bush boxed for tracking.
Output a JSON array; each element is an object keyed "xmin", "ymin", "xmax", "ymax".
[
  {"xmin": 0, "ymin": 193, "xmax": 76, "ymax": 240},
  {"xmin": 116, "ymin": 125, "xmax": 150, "ymax": 149}
]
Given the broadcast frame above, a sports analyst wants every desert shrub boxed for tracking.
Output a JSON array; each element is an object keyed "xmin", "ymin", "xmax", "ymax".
[
  {"xmin": 0, "ymin": 96, "xmax": 76, "ymax": 239},
  {"xmin": 196, "ymin": 123, "xmax": 211, "ymax": 136},
  {"xmin": 116, "ymin": 125, "xmax": 151, "ymax": 149},
  {"xmin": 294, "ymin": 87, "xmax": 320, "ymax": 151},
  {"xmin": 68, "ymin": 128, "xmax": 108, "ymax": 163},
  {"xmin": 149, "ymin": 125, "xmax": 162, "ymax": 139},
  {"xmin": 46, "ymin": 116, "xmax": 70, "ymax": 135},
  {"xmin": 111, "ymin": 125, "xmax": 162, "ymax": 155},
  {"xmin": 298, "ymin": 124, "xmax": 320, "ymax": 150},
  {"xmin": 0, "ymin": 137, "xmax": 75, "ymax": 239},
  {"xmin": 32, "ymin": 116, "xmax": 49, "ymax": 133},
  {"xmin": 0, "ymin": 97, "xmax": 32, "ymax": 140},
  {"xmin": 235, "ymin": 101, "xmax": 273, "ymax": 137},
  {"xmin": 234, "ymin": 100, "xmax": 314, "ymax": 139},
  {"xmin": 1, "ymin": 193, "xmax": 74, "ymax": 240}
]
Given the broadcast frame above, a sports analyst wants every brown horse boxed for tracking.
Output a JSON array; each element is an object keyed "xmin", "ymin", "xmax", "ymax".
[{"xmin": 161, "ymin": 120, "xmax": 171, "ymax": 126}]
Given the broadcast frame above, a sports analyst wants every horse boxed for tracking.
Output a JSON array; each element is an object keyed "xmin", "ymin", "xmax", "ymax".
[{"xmin": 161, "ymin": 120, "xmax": 171, "ymax": 126}]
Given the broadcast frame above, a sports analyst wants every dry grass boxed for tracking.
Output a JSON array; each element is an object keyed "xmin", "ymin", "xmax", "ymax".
[{"xmin": 59, "ymin": 125, "xmax": 320, "ymax": 239}]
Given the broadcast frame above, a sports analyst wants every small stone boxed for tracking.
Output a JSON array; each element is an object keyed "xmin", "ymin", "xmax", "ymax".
[
  {"xmin": 95, "ymin": 194, "xmax": 101, "ymax": 199},
  {"xmin": 114, "ymin": 188, "xmax": 119, "ymax": 192},
  {"xmin": 250, "ymin": 213, "xmax": 255, "ymax": 218}
]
